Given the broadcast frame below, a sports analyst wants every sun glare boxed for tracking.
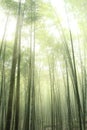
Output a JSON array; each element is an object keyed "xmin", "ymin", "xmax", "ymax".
[
  {"xmin": 50, "ymin": 0, "xmax": 80, "ymax": 35},
  {"xmin": 0, "ymin": 0, "xmax": 80, "ymax": 47}
]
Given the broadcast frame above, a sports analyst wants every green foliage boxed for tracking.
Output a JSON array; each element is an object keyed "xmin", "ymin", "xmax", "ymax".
[
  {"xmin": 0, "ymin": 0, "xmax": 87, "ymax": 130},
  {"xmin": 0, "ymin": 0, "xmax": 18, "ymax": 14}
]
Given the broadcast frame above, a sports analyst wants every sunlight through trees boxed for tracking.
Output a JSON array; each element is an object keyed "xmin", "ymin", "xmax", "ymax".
[{"xmin": 0, "ymin": 0, "xmax": 87, "ymax": 130}]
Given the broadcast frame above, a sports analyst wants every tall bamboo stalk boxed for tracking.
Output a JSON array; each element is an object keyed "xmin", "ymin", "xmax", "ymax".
[{"xmin": 5, "ymin": 1, "xmax": 21, "ymax": 130}]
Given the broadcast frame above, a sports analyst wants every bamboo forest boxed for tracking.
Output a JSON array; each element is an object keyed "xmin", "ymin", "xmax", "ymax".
[{"xmin": 1, "ymin": 0, "xmax": 87, "ymax": 130}]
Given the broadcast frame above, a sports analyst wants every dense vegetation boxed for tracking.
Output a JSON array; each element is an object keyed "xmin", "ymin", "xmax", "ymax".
[{"xmin": 0, "ymin": 0, "xmax": 87, "ymax": 130}]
